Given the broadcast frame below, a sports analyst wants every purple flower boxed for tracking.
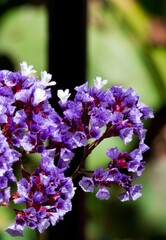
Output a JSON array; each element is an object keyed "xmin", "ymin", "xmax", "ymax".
[
  {"xmin": 39, "ymin": 129, "xmax": 49, "ymax": 142},
  {"xmin": 36, "ymin": 144, "xmax": 45, "ymax": 154},
  {"xmin": 63, "ymin": 101, "xmax": 82, "ymax": 120},
  {"xmin": 14, "ymin": 179, "xmax": 31, "ymax": 204},
  {"xmin": 0, "ymin": 187, "xmax": 10, "ymax": 205},
  {"xmin": 128, "ymin": 108, "xmax": 143, "ymax": 126},
  {"xmin": 4, "ymin": 72, "xmax": 21, "ymax": 87},
  {"xmin": 110, "ymin": 111, "xmax": 123, "ymax": 125},
  {"xmin": 36, "ymin": 208, "xmax": 46, "ymax": 219},
  {"xmin": 73, "ymin": 131, "xmax": 87, "ymax": 147},
  {"xmin": 10, "ymin": 165, "xmax": 75, "ymax": 234},
  {"xmin": 138, "ymin": 102, "xmax": 154, "ymax": 120},
  {"xmin": 30, "ymin": 124, "xmax": 41, "ymax": 134},
  {"xmin": 107, "ymin": 168, "xmax": 121, "ymax": 182},
  {"xmin": 79, "ymin": 177, "xmax": 94, "ymax": 192},
  {"xmin": 89, "ymin": 107, "xmax": 112, "ymax": 127},
  {"xmin": 119, "ymin": 127, "xmax": 133, "ymax": 144},
  {"xmin": 119, "ymin": 174, "xmax": 132, "ymax": 188},
  {"xmin": 60, "ymin": 177, "xmax": 76, "ymax": 199},
  {"xmin": 49, "ymin": 212, "xmax": 59, "ymax": 226},
  {"xmin": 24, "ymin": 207, "xmax": 37, "ymax": 221},
  {"xmin": 129, "ymin": 148, "xmax": 143, "ymax": 162},
  {"xmin": 40, "ymin": 174, "xmax": 50, "ymax": 188},
  {"xmin": 5, "ymin": 223, "xmax": 24, "ymax": 237},
  {"xmin": 75, "ymin": 82, "xmax": 93, "ymax": 103},
  {"xmin": 60, "ymin": 148, "xmax": 74, "ymax": 162},
  {"xmin": 0, "ymin": 176, "xmax": 8, "ymax": 189},
  {"xmin": 40, "ymin": 156, "xmax": 55, "ymax": 173},
  {"xmin": 0, "ymin": 63, "xmax": 154, "ymax": 237},
  {"xmin": 27, "ymin": 221, "xmax": 37, "ymax": 230},
  {"xmin": 127, "ymin": 160, "xmax": 145, "ymax": 176},
  {"xmin": 0, "ymin": 113, "xmax": 7, "ymax": 123},
  {"xmin": 134, "ymin": 128, "xmax": 147, "ymax": 142},
  {"xmin": 20, "ymin": 133, "xmax": 37, "ymax": 151},
  {"xmin": 89, "ymin": 126, "xmax": 102, "ymax": 139},
  {"xmin": 33, "ymin": 191, "xmax": 43, "ymax": 203},
  {"xmin": 106, "ymin": 147, "xmax": 121, "ymax": 160},
  {"xmin": 118, "ymin": 190, "xmax": 130, "ymax": 202},
  {"xmin": 15, "ymin": 89, "xmax": 32, "ymax": 103},
  {"xmin": 37, "ymin": 218, "xmax": 50, "ymax": 233},
  {"xmin": 110, "ymin": 86, "xmax": 124, "ymax": 99},
  {"xmin": 118, "ymin": 184, "xmax": 142, "ymax": 202},
  {"xmin": 13, "ymin": 110, "xmax": 27, "ymax": 127},
  {"xmin": 96, "ymin": 187, "xmax": 110, "ymax": 200},
  {"xmin": 93, "ymin": 167, "xmax": 107, "ymax": 183}
]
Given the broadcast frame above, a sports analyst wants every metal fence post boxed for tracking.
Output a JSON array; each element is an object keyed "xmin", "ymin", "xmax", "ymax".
[{"xmin": 47, "ymin": 1, "xmax": 87, "ymax": 239}]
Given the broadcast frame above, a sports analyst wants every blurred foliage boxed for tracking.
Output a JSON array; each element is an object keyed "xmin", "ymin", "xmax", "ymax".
[
  {"xmin": 87, "ymin": 0, "xmax": 166, "ymax": 171},
  {"xmin": 0, "ymin": 0, "xmax": 166, "ymax": 239},
  {"xmin": 0, "ymin": 4, "xmax": 47, "ymax": 73},
  {"xmin": 86, "ymin": 1, "xmax": 166, "ymax": 240}
]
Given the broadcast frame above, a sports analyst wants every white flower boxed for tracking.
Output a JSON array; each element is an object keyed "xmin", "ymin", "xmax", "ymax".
[
  {"xmin": 20, "ymin": 61, "xmax": 37, "ymax": 76},
  {"xmin": 57, "ymin": 89, "xmax": 71, "ymax": 104},
  {"xmin": 94, "ymin": 76, "xmax": 108, "ymax": 89},
  {"xmin": 33, "ymin": 88, "xmax": 47, "ymax": 105},
  {"xmin": 41, "ymin": 71, "xmax": 56, "ymax": 87}
]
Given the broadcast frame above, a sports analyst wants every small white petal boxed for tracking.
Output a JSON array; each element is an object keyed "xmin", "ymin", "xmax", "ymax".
[
  {"xmin": 33, "ymin": 88, "xmax": 47, "ymax": 105},
  {"xmin": 20, "ymin": 61, "xmax": 37, "ymax": 76},
  {"xmin": 57, "ymin": 89, "xmax": 71, "ymax": 104},
  {"xmin": 41, "ymin": 71, "xmax": 56, "ymax": 87},
  {"xmin": 94, "ymin": 76, "xmax": 108, "ymax": 89}
]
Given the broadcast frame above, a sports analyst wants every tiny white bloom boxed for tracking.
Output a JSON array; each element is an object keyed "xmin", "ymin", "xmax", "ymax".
[
  {"xmin": 41, "ymin": 71, "xmax": 56, "ymax": 87},
  {"xmin": 94, "ymin": 76, "xmax": 108, "ymax": 89},
  {"xmin": 33, "ymin": 88, "xmax": 47, "ymax": 105},
  {"xmin": 20, "ymin": 61, "xmax": 37, "ymax": 76},
  {"xmin": 57, "ymin": 89, "xmax": 71, "ymax": 104}
]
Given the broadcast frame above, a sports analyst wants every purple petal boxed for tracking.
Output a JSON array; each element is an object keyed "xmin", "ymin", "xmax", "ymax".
[
  {"xmin": 79, "ymin": 177, "xmax": 94, "ymax": 192},
  {"xmin": 118, "ymin": 191, "xmax": 130, "ymax": 202},
  {"xmin": 49, "ymin": 212, "xmax": 59, "ymax": 226},
  {"xmin": 107, "ymin": 168, "xmax": 121, "ymax": 182},
  {"xmin": 37, "ymin": 219, "xmax": 50, "ymax": 233},
  {"xmin": 72, "ymin": 131, "xmax": 87, "ymax": 147},
  {"xmin": 120, "ymin": 127, "xmax": 133, "ymax": 144},
  {"xmin": 96, "ymin": 187, "xmax": 110, "ymax": 200},
  {"xmin": 106, "ymin": 147, "xmax": 121, "ymax": 160},
  {"xmin": 5, "ymin": 223, "xmax": 24, "ymax": 237},
  {"xmin": 129, "ymin": 184, "xmax": 142, "ymax": 200},
  {"xmin": 93, "ymin": 167, "xmax": 107, "ymax": 182}
]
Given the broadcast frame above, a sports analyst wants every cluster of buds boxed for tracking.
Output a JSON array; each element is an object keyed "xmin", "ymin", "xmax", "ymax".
[{"xmin": 0, "ymin": 62, "xmax": 153, "ymax": 237}]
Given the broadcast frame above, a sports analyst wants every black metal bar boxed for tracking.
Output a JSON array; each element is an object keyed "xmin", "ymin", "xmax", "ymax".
[
  {"xmin": 48, "ymin": 0, "xmax": 87, "ymax": 107},
  {"xmin": 47, "ymin": 1, "xmax": 87, "ymax": 240}
]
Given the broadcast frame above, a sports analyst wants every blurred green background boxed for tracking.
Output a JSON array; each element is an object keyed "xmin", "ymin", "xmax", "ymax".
[{"xmin": 0, "ymin": 0, "xmax": 166, "ymax": 239}]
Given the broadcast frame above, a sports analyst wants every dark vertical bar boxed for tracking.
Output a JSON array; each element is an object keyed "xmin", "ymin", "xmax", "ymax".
[
  {"xmin": 48, "ymin": 0, "xmax": 87, "ymax": 106},
  {"xmin": 47, "ymin": 1, "xmax": 87, "ymax": 240}
]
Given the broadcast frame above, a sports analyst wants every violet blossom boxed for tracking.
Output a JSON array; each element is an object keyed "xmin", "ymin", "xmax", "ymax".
[{"xmin": 0, "ymin": 62, "xmax": 153, "ymax": 237}]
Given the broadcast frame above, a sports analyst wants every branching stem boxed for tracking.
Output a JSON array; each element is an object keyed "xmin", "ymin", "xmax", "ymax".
[{"xmin": 2, "ymin": 201, "xmax": 18, "ymax": 212}]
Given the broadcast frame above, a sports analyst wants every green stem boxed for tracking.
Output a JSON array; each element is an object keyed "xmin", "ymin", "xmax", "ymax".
[
  {"xmin": 2, "ymin": 201, "xmax": 17, "ymax": 212},
  {"xmin": 78, "ymin": 168, "xmax": 94, "ymax": 175}
]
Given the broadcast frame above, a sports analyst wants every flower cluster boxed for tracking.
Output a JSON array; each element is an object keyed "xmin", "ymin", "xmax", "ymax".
[
  {"xmin": 0, "ymin": 62, "xmax": 153, "ymax": 237},
  {"xmin": 6, "ymin": 159, "xmax": 75, "ymax": 237}
]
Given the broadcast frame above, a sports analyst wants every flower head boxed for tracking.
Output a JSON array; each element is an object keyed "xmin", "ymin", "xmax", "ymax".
[
  {"xmin": 20, "ymin": 61, "xmax": 36, "ymax": 76},
  {"xmin": 0, "ymin": 62, "xmax": 154, "ymax": 237},
  {"xmin": 94, "ymin": 76, "xmax": 108, "ymax": 89},
  {"xmin": 57, "ymin": 89, "xmax": 71, "ymax": 104},
  {"xmin": 33, "ymin": 88, "xmax": 47, "ymax": 105},
  {"xmin": 41, "ymin": 71, "xmax": 56, "ymax": 87}
]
